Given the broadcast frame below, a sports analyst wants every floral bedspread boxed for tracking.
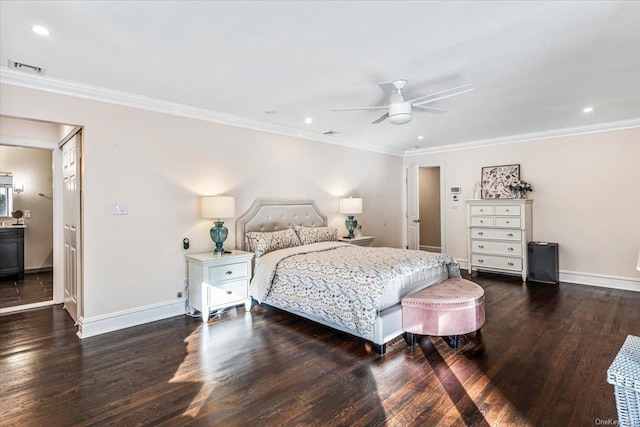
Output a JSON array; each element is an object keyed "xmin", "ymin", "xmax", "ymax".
[{"xmin": 250, "ymin": 242, "xmax": 454, "ymax": 334}]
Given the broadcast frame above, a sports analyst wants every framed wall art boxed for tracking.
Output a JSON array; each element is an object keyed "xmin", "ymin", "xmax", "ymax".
[{"xmin": 481, "ymin": 164, "xmax": 520, "ymax": 199}]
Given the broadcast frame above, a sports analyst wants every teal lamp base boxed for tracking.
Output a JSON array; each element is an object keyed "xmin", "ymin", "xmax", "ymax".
[
  {"xmin": 210, "ymin": 220, "xmax": 229, "ymax": 253},
  {"xmin": 345, "ymin": 215, "xmax": 358, "ymax": 239}
]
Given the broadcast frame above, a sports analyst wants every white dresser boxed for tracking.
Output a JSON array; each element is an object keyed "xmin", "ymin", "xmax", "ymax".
[
  {"xmin": 466, "ymin": 199, "xmax": 533, "ymax": 281},
  {"xmin": 187, "ymin": 250, "xmax": 254, "ymax": 322}
]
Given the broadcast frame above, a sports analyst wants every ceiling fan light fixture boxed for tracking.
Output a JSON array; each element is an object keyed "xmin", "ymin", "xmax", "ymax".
[
  {"xmin": 389, "ymin": 102, "xmax": 412, "ymax": 125},
  {"xmin": 389, "ymin": 113, "xmax": 411, "ymax": 125}
]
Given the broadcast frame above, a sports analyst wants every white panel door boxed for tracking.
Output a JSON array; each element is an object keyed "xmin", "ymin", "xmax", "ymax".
[
  {"xmin": 62, "ymin": 133, "xmax": 81, "ymax": 324},
  {"xmin": 407, "ymin": 165, "xmax": 420, "ymax": 250}
]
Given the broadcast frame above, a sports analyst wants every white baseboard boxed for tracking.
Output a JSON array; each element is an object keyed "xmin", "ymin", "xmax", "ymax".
[
  {"xmin": 0, "ymin": 300, "xmax": 54, "ymax": 315},
  {"xmin": 559, "ymin": 270, "xmax": 639, "ymax": 292},
  {"xmin": 77, "ymin": 299, "xmax": 186, "ymax": 339},
  {"xmin": 456, "ymin": 258, "xmax": 639, "ymax": 292}
]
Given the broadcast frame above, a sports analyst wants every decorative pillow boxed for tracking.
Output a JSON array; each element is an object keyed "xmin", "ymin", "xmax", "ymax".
[
  {"xmin": 293, "ymin": 225, "xmax": 338, "ymax": 245},
  {"xmin": 245, "ymin": 229, "xmax": 301, "ymax": 258}
]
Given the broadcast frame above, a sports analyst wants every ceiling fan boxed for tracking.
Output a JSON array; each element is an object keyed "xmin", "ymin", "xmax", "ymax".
[{"xmin": 332, "ymin": 80, "xmax": 473, "ymax": 125}]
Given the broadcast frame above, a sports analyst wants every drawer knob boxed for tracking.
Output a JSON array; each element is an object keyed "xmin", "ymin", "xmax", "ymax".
[
  {"xmin": 478, "ymin": 232, "xmax": 484, "ymax": 236},
  {"xmin": 480, "ymin": 220, "xmax": 484, "ymax": 223},
  {"xmin": 506, "ymin": 209, "xmax": 510, "ymax": 212},
  {"xmin": 478, "ymin": 259, "xmax": 484, "ymax": 263},
  {"xmin": 506, "ymin": 221, "xmax": 510, "ymax": 224},
  {"xmin": 480, "ymin": 209, "xmax": 484, "ymax": 212},
  {"xmin": 226, "ymin": 290, "xmax": 232, "ymax": 294},
  {"xmin": 226, "ymin": 271, "xmax": 233, "ymax": 275},
  {"xmin": 478, "ymin": 245, "xmax": 484, "ymax": 249},
  {"xmin": 508, "ymin": 233, "xmax": 514, "ymax": 237},
  {"xmin": 508, "ymin": 247, "xmax": 514, "ymax": 251},
  {"xmin": 508, "ymin": 262, "xmax": 514, "ymax": 266}
]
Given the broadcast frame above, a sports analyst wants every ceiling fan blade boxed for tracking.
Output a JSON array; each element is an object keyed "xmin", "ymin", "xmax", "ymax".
[
  {"xmin": 377, "ymin": 81, "xmax": 397, "ymax": 96},
  {"xmin": 413, "ymin": 106, "xmax": 448, "ymax": 114},
  {"xmin": 408, "ymin": 84, "xmax": 474, "ymax": 106},
  {"xmin": 371, "ymin": 112, "xmax": 389, "ymax": 124},
  {"xmin": 332, "ymin": 105, "xmax": 389, "ymax": 112}
]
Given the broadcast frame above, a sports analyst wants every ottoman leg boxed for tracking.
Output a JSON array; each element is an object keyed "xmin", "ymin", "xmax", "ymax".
[
  {"xmin": 445, "ymin": 335, "xmax": 460, "ymax": 349},
  {"xmin": 404, "ymin": 332, "xmax": 415, "ymax": 348}
]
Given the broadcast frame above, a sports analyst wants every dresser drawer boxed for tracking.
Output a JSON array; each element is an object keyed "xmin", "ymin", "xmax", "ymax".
[
  {"xmin": 472, "ymin": 254, "xmax": 522, "ymax": 271},
  {"xmin": 208, "ymin": 262, "xmax": 248, "ymax": 282},
  {"xmin": 470, "ymin": 217, "xmax": 495, "ymax": 227},
  {"xmin": 470, "ymin": 206, "xmax": 494, "ymax": 216},
  {"xmin": 207, "ymin": 279, "xmax": 248, "ymax": 307},
  {"xmin": 472, "ymin": 240, "xmax": 522, "ymax": 256},
  {"xmin": 495, "ymin": 205, "xmax": 521, "ymax": 216},
  {"xmin": 470, "ymin": 228, "xmax": 521, "ymax": 241},
  {"xmin": 495, "ymin": 217, "xmax": 521, "ymax": 228}
]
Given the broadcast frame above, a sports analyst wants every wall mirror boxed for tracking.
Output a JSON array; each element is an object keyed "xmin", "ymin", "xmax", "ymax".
[{"xmin": 0, "ymin": 173, "xmax": 14, "ymax": 218}]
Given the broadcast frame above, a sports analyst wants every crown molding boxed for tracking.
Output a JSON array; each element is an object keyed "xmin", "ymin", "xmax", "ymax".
[
  {"xmin": 0, "ymin": 67, "xmax": 403, "ymax": 157},
  {"xmin": 403, "ymin": 117, "xmax": 640, "ymax": 156},
  {"xmin": 3, "ymin": 67, "xmax": 637, "ymax": 158}
]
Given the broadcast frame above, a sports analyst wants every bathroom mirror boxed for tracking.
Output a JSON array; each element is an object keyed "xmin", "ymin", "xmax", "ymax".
[{"xmin": 0, "ymin": 173, "xmax": 15, "ymax": 218}]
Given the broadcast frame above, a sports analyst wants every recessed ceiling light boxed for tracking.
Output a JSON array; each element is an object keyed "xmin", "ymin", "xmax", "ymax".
[
  {"xmin": 583, "ymin": 106, "xmax": 594, "ymax": 113},
  {"xmin": 305, "ymin": 117, "xmax": 313, "ymax": 124},
  {"xmin": 31, "ymin": 26, "xmax": 50, "ymax": 36},
  {"xmin": 417, "ymin": 136, "xmax": 424, "ymax": 140}
]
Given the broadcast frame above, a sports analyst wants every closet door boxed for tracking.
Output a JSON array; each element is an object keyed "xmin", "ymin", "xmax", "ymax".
[{"xmin": 62, "ymin": 132, "xmax": 81, "ymax": 324}]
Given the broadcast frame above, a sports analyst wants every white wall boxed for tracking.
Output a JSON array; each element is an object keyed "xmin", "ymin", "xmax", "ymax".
[
  {"xmin": 405, "ymin": 128, "xmax": 640, "ymax": 283},
  {"xmin": 0, "ymin": 84, "xmax": 403, "ymax": 324}
]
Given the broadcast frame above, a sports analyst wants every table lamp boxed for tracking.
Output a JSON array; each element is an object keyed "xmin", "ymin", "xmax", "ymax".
[
  {"xmin": 202, "ymin": 195, "xmax": 235, "ymax": 253},
  {"xmin": 339, "ymin": 197, "xmax": 363, "ymax": 239}
]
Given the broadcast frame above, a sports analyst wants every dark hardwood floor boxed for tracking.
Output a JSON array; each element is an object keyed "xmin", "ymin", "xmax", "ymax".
[
  {"xmin": 1, "ymin": 273, "xmax": 638, "ymax": 426},
  {"xmin": 0, "ymin": 271, "xmax": 53, "ymax": 309}
]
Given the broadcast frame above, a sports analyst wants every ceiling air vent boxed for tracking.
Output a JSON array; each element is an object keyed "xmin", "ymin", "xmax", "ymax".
[{"xmin": 8, "ymin": 59, "xmax": 46, "ymax": 75}]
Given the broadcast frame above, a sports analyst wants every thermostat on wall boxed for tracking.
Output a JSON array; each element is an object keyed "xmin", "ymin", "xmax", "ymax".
[{"xmin": 450, "ymin": 187, "xmax": 461, "ymax": 194}]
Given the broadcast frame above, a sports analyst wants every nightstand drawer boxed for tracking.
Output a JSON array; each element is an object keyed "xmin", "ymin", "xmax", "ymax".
[
  {"xmin": 471, "ymin": 228, "xmax": 521, "ymax": 241},
  {"xmin": 470, "ymin": 206, "xmax": 494, "ymax": 216},
  {"xmin": 208, "ymin": 262, "xmax": 248, "ymax": 282},
  {"xmin": 470, "ymin": 217, "xmax": 494, "ymax": 227},
  {"xmin": 472, "ymin": 254, "xmax": 522, "ymax": 271},
  {"xmin": 495, "ymin": 217, "xmax": 521, "ymax": 228},
  {"xmin": 207, "ymin": 279, "xmax": 248, "ymax": 307},
  {"xmin": 495, "ymin": 205, "xmax": 521, "ymax": 216},
  {"xmin": 472, "ymin": 240, "xmax": 522, "ymax": 256}
]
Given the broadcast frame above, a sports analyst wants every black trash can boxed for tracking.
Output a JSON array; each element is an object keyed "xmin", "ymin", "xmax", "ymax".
[{"xmin": 527, "ymin": 242, "xmax": 559, "ymax": 284}]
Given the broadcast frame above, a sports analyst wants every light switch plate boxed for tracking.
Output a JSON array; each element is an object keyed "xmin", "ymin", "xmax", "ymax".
[{"xmin": 113, "ymin": 202, "xmax": 127, "ymax": 215}]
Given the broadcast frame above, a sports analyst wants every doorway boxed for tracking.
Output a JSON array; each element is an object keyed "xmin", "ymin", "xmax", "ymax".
[
  {"xmin": 0, "ymin": 116, "xmax": 82, "ymax": 323},
  {"xmin": 406, "ymin": 163, "xmax": 446, "ymax": 253},
  {"xmin": 0, "ymin": 144, "xmax": 54, "ymax": 310}
]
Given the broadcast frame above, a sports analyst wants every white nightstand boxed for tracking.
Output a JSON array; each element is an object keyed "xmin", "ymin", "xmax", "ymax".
[
  {"xmin": 338, "ymin": 236, "xmax": 374, "ymax": 247},
  {"xmin": 186, "ymin": 250, "xmax": 254, "ymax": 322}
]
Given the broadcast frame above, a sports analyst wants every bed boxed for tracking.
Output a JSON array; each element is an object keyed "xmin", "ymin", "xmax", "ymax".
[{"xmin": 236, "ymin": 198, "xmax": 455, "ymax": 355}]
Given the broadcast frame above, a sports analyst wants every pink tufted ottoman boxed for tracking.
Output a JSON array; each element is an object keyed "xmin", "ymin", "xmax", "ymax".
[{"xmin": 402, "ymin": 278, "xmax": 485, "ymax": 348}]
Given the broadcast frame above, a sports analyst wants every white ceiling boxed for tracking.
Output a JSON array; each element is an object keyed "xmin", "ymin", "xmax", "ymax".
[{"xmin": 1, "ymin": 1, "xmax": 639, "ymax": 155}]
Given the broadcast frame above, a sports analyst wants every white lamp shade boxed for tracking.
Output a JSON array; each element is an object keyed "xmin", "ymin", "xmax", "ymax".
[
  {"xmin": 339, "ymin": 197, "xmax": 363, "ymax": 215},
  {"xmin": 201, "ymin": 196, "xmax": 235, "ymax": 219}
]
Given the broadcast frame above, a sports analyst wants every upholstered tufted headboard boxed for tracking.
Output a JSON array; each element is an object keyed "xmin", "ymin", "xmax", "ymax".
[{"xmin": 235, "ymin": 198, "xmax": 327, "ymax": 251}]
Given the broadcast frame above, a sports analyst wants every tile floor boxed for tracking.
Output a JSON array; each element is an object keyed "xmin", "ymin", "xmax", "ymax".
[{"xmin": 0, "ymin": 271, "xmax": 53, "ymax": 309}]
